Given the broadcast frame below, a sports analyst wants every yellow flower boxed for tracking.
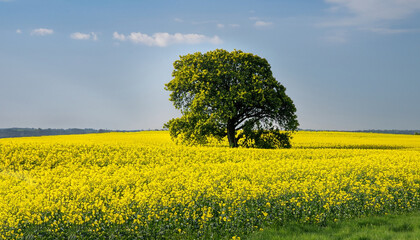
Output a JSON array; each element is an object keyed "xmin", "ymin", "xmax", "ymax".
[{"xmin": 0, "ymin": 131, "xmax": 419, "ymax": 237}]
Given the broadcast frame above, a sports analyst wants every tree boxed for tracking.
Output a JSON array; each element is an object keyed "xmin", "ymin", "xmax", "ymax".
[{"xmin": 164, "ymin": 49, "xmax": 298, "ymax": 148}]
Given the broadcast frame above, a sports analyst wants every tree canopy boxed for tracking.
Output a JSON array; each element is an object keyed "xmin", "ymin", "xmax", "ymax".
[{"xmin": 164, "ymin": 49, "xmax": 298, "ymax": 148}]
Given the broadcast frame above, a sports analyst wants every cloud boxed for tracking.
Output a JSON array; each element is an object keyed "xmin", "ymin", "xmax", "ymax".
[
  {"xmin": 174, "ymin": 18, "xmax": 184, "ymax": 23},
  {"xmin": 320, "ymin": 0, "xmax": 420, "ymax": 41},
  {"xmin": 366, "ymin": 27, "xmax": 420, "ymax": 34},
  {"xmin": 70, "ymin": 32, "xmax": 98, "ymax": 40},
  {"xmin": 322, "ymin": 0, "xmax": 420, "ymax": 27},
  {"xmin": 113, "ymin": 32, "xmax": 126, "ymax": 41},
  {"xmin": 249, "ymin": 17, "xmax": 272, "ymax": 27},
  {"xmin": 16, "ymin": 29, "xmax": 22, "ymax": 34},
  {"xmin": 254, "ymin": 20, "xmax": 273, "ymax": 27},
  {"xmin": 31, "ymin": 28, "xmax": 54, "ymax": 36},
  {"xmin": 217, "ymin": 23, "xmax": 240, "ymax": 28},
  {"xmin": 113, "ymin": 32, "xmax": 222, "ymax": 47}
]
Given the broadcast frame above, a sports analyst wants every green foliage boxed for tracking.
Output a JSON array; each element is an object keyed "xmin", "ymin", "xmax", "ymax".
[
  {"xmin": 164, "ymin": 49, "xmax": 298, "ymax": 148},
  {"xmin": 237, "ymin": 121, "xmax": 292, "ymax": 149},
  {"xmin": 238, "ymin": 129, "xmax": 292, "ymax": 149}
]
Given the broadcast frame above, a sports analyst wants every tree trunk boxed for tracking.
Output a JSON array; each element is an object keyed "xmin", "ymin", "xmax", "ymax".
[{"xmin": 227, "ymin": 120, "xmax": 238, "ymax": 148}]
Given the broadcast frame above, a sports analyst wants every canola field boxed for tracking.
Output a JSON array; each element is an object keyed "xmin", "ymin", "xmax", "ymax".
[{"xmin": 0, "ymin": 131, "xmax": 420, "ymax": 239}]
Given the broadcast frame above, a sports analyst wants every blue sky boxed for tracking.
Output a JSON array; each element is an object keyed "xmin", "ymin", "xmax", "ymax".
[{"xmin": 1, "ymin": 0, "xmax": 419, "ymax": 130}]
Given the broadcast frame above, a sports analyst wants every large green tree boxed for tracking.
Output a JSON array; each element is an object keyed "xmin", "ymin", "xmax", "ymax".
[{"xmin": 164, "ymin": 49, "xmax": 298, "ymax": 148}]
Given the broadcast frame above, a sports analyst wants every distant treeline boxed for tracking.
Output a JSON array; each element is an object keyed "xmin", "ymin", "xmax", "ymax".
[
  {"xmin": 300, "ymin": 129, "xmax": 420, "ymax": 135},
  {"xmin": 0, "ymin": 128, "xmax": 147, "ymax": 139},
  {"xmin": 351, "ymin": 129, "xmax": 420, "ymax": 135},
  {"xmin": 1, "ymin": 128, "xmax": 418, "ymax": 139}
]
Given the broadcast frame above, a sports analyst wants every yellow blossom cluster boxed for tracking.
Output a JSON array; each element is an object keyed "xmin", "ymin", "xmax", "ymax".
[{"xmin": 0, "ymin": 131, "xmax": 419, "ymax": 239}]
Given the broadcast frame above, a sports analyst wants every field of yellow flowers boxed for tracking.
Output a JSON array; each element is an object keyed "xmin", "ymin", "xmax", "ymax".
[{"xmin": 1, "ymin": 131, "xmax": 419, "ymax": 239}]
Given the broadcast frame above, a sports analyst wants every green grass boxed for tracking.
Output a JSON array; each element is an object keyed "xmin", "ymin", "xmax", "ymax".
[{"xmin": 245, "ymin": 211, "xmax": 420, "ymax": 240}]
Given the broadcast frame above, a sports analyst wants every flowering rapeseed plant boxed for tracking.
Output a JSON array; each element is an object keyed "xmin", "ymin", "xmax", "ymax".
[{"xmin": 0, "ymin": 131, "xmax": 419, "ymax": 239}]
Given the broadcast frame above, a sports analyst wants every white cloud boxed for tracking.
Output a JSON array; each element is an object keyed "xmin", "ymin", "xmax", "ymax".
[
  {"xmin": 113, "ymin": 32, "xmax": 222, "ymax": 47},
  {"xmin": 323, "ymin": 0, "xmax": 420, "ymax": 26},
  {"xmin": 174, "ymin": 18, "xmax": 184, "ymax": 23},
  {"xmin": 367, "ymin": 27, "xmax": 420, "ymax": 34},
  {"xmin": 70, "ymin": 32, "xmax": 98, "ymax": 41},
  {"xmin": 320, "ymin": 0, "xmax": 420, "ymax": 40},
  {"xmin": 254, "ymin": 21, "xmax": 273, "ymax": 27},
  {"xmin": 209, "ymin": 36, "xmax": 223, "ymax": 44},
  {"xmin": 250, "ymin": 17, "xmax": 273, "ymax": 27},
  {"xmin": 217, "ymin": 23, "xmax": 240, "ymax": 28},
  {"xmin": 16, "ymin": 29, "xmax": 22, "ymax": 34},
  {"xmin": 31, "ymin": 28, "xmax": 54, "ymax": 36},
  {"xmin": 113, "ymin": 32, "xmax": 126, "ymax": 41}
]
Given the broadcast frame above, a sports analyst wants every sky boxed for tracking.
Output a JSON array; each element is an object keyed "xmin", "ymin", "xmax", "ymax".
[{"xmin": 1, "ymin": 0, "xmax": 419, "ymax": 130}]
